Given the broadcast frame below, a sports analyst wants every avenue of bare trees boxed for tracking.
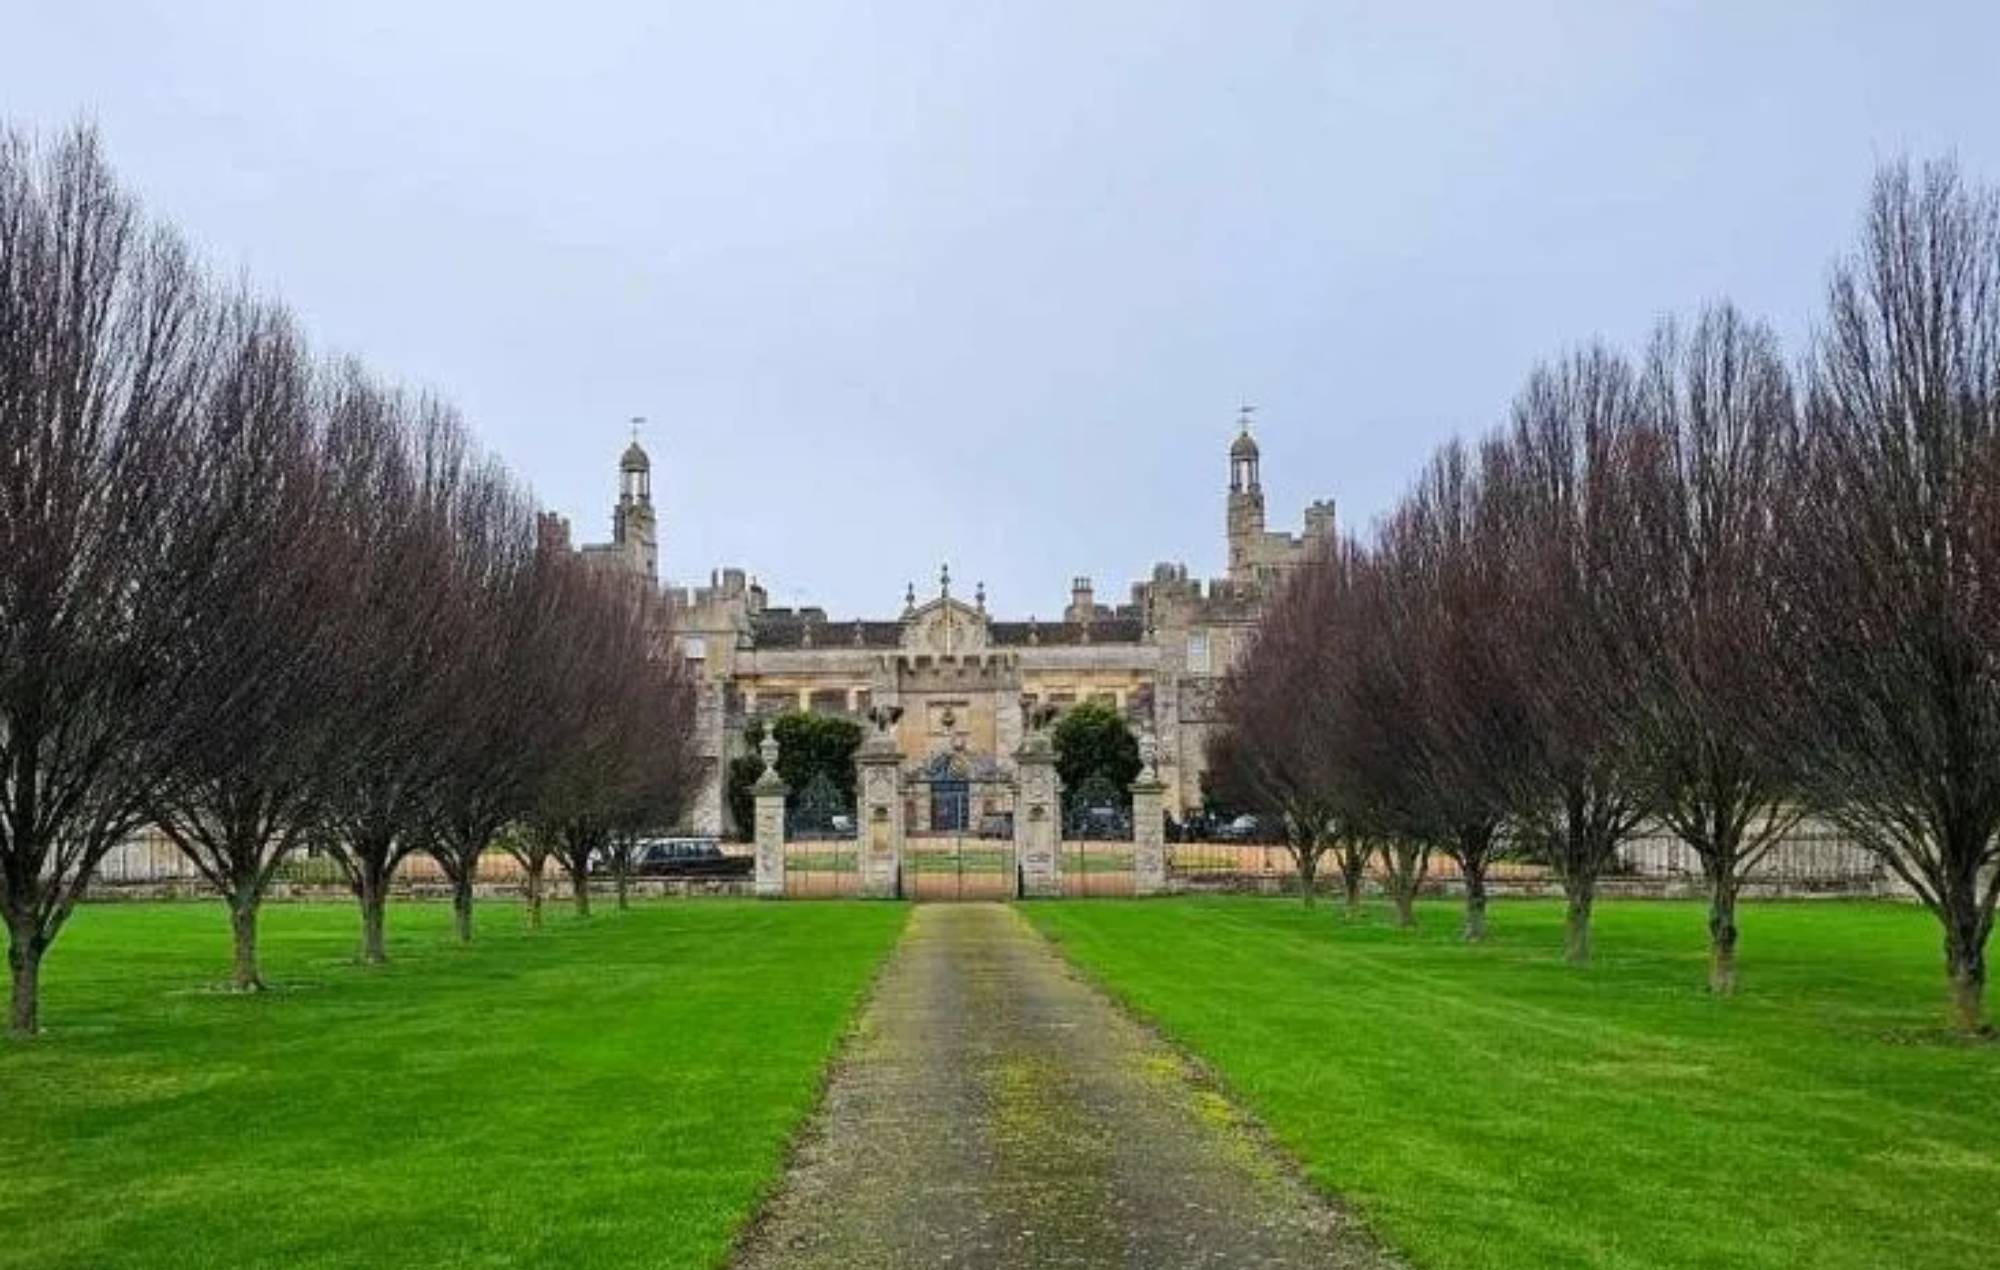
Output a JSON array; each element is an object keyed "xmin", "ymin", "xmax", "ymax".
[
  {"xmin": 1, "ymin": 124, "xmax": 699, "ymax": 1036},
  {"xmin": 1211, "ymin": 157, "xmax": 2000, "ymax": 1033}
]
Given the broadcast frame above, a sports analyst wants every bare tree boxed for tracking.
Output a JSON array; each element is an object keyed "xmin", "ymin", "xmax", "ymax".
[
  {"xmin": 419, "ymin": 461, "xmax": 550, "ymax": 943},
  {"xmin": 1211, "ymin": 546, "xmax": 1361, "ymax": 906},
  {"xmin": 0, "ymin": 125, "xmax": 229, "ymax": 1034},
  {"xmin": 502, "ymin": 823, "xmax": 559, "ymax": 930},
  {"xmin": 1622, "ymin": 304, "xmax": 1802, "ymax": 993},
  {"xmin": 1375, "ymin": 838, "xmax": 1431, "ymax": 928},
  {"xmin": 1775, "ymin": 159, "xmax": 2000, "ymax": 1031},
  {"xmin": 149, "ymin": 298, "xmax": 342, "ymax": 990},
  {"xmin": 511, "ymin": 560, "xmax": 678, "ymax": 922},
  {"xmin": 601, "ymin": 653, "xmax": 702, "ymax": 911},
  {"xmin": 1327, "ymin": 832, "xmax": 1372, "ymax": 916},
  {"xmin": 316, "ymin": 380, "xmax": 466, "ymax": 964},
  {"xmin": 1487, "ymin": 346, "xmax": 1655, "ymax": 963},
  {"xmin": 1387, "ymin": 442, "xmax": 1525, "ymax": 940}
]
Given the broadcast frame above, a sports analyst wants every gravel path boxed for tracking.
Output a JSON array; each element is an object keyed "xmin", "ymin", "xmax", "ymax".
[{"xmin": 732, "ymin": 903, "xmax": 1398, "ymax": 1269}]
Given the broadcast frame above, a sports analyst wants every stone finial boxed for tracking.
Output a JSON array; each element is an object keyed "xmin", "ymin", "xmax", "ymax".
[
  {"xmin": 866, "ymin": 703, "xmax": 904, "ymax": 737},
  {"xmin": 852, "ymin": 619, "xmax": 866, "ymax": 646},
  {"xmin": 1137, "ymin": 731, "xmax": 1159, "ymax": 784},
  {"xmin": 975, "ymin": 580, "xmax": 986, "ymax": 614},
  {"xmin": 903, "ymin": 581, "xmax": 916, "ymax": 615},
  {"xmin": 1027, "ymin": 615, "xmax": 1040, "ymax": 646},
  {"xmin": 1020, "ymin": 698, "xmax": 1061, "ymax": 734},
  {"xmin": 754, "ymin": 729, "xmax": 787, "ymax": 795},
  {"xmin": 940, "ymin": 562, "xmax": 951, "ymax": 599}
]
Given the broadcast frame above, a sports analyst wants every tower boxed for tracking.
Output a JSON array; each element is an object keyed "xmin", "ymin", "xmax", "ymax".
[
  {"xmin": 612, "ymin": 435, "xmax": 659, "ymax": 584},
  {"xmin": 1226, "ymin": 411, "xmax": 1265, "ymax": 582}
]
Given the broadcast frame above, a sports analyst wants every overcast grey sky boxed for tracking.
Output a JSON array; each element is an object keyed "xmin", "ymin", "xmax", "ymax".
[{"xmin": 7, "ymin": 2, "xmax": 1998, "ymax": 616}]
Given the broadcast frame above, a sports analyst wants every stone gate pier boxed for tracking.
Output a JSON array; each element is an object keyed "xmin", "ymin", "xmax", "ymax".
[
  {"xmin": 752, "ymin": 733, "xmax": 788, "ymax": 898},
  {"xmin": 1014, "ymin": 707, "xmax": 1062, "ymax": 897},
  {"xmin": 1131, "ymin": 732, "xmax": 1166, "ymax": 896},
  {"xmin": 856, "ymin": 707, "xmax": 906, "ymax": 898}
]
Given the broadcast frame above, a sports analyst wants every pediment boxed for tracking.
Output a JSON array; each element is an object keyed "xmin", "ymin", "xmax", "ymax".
[{"xmin": 901, "ymin": 597, "xmax": 989, "ymax": 655}]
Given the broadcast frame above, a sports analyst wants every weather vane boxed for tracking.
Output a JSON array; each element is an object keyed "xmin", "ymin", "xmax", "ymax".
[
  {"xmin": 628, "ymin": 414, "xmax": 647, "ymax": 443},
  {"xmin": 1237, "ymin": 403, "xmax": 1258, "ymax": 431}
]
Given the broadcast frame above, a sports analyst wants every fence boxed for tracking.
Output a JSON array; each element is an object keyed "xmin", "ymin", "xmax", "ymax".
[
  {"xmin": 89, "ymin": 830, "xmax": 760, "ymax": 896},
  {"xmin": 84, "ymin": 818, "xmax": 1901, "ymax": 902},
  {"xmin": 1166, "ymin": 820, "xmax": 1897, "ymax": 898}
]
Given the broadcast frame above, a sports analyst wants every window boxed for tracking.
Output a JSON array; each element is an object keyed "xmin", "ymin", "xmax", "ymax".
[
  {"xmin": 682, "ymin": 636, "xmax": 706, "ymax": 661},
  {"xmin": 1187, "ymin": 632, "xmax": 1211, "ymax": 673}
]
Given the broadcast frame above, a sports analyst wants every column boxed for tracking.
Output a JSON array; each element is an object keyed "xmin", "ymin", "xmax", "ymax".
[
  {"xmin": 855, "ymin": 720, "xmax": 905, "ymax": 899},
  {"xmin": 1131, "ymin": 732, "xmax": 1167, "ymax": 896},
  {"xmin": 753, "ymin": 733, "xmax": 788, "ymax": 898}
]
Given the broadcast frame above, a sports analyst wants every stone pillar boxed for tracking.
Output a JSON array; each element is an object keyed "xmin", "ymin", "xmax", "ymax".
[
  {"xmin": 1131, "ymin": 732, "xmax": 1167, "ymax": 896},
  {"xmin": 753, "ymin": 733, "xmax": 788, "ymax": 898},
  {"xmin": 856, "ymin": 711, "xmax": 906, "ymax": 899},
  {"xmin": 1015, "ymin": 719, "xmax": 1062, "ymax": 898}
]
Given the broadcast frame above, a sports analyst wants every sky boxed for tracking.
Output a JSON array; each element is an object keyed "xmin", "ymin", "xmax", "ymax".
[{"xmin": 6, "ymin": 2, "xmax": 1999, "ymax": 617}]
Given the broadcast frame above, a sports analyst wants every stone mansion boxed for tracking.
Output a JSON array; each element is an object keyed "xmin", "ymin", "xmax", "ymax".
[{"xmin": 540, "ymin": 420, "xmax": 1335, "ymax": 836}]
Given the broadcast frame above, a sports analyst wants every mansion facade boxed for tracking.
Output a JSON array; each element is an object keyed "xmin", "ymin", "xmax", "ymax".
[{"xmin": 543, "ymin": 421, "xmax": 1334, "ymax": 836}]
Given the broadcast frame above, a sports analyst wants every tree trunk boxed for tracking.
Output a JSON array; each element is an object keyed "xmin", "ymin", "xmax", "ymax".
[
  {"xmin": 525, "ymin": 862, "xmax": 545, "ymax": 930},
  {"xmin": 1707, "ymin": 876, "xmax": 1741, "ymax": 996},
  {"xmin": 357, "ymin": 865, "xmax": 389, "ymax": 965},
  {"xmin": 572, "ymin": 859, "xmax": 592, "ymax": 918},
  {"xmin": 1391, "ymin": 885, "xmax": 1416, "ymax": 929},
  {"xmin": 7, "ymin": 923, "xmax": 42, "ymax": 1039},
  {"xmin": 1563, "ymin": 884, "xmax": 1595, "ymax": 964},
  {"xmin": 228, "ymin": 893, "xmax": 265, "ymax": 991},
  {"xmin": 451, "ymin": 872, "xmax": 475, "ymax": 944},
  {"xmin": 1462, "ymin": 862, "xmax": 1490, "ymax": 942},
  {"xmin": 1336, "ymin": 848, "xmax": 1368, "ymax": 920},
  {"xmin": 1296, "ymin": 850, "xmax": 1319, "ymax": 907},
  {"xmin": 1946, "ymin": 926, "xmax": 1989, "ymax": 1033},
  {"xmin": 615, "ymin": 866, "xmax": 630, "ymax": 913}
]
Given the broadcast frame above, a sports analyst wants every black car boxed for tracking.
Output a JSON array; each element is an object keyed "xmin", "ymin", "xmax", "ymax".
[{"xmin": 632, "ymin": 839, "xmax": 753, "ymax": 878}]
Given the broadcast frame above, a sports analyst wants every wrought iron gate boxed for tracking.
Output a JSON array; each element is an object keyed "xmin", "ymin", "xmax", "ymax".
[
  {"xmin": 907, "ymin": 751, "xmax": 1016, "ymax": 901},
  {"xmin": 1060, "ymin": 774, "xmax": 1136, "ymax": 896}
]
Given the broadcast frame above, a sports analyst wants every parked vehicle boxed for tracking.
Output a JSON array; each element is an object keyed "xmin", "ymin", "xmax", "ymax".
[
  {"xmin": 632, "ymin": 838, "xmax": 752, "ymax": 878},
  {"xmin": 1073, "ymin": 806, "xmax": 1132, "ymax": 840},
  {"xmin": 1214, "ymin": 814, "xmax": 1263, "ymax": 841}
]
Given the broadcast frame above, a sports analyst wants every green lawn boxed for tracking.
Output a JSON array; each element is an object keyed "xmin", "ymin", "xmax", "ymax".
[
  {"xmin": 1024, "ymin": 898, "xmax": 1999, "ymax": 1270},
  {"xmin": 0, "ymin": 900, "xmax": 906, "ymax": 1270}
]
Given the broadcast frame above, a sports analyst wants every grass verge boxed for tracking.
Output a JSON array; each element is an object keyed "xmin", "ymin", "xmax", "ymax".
[
  {"xmin": 0, "ymin": 900, "xmax": 906, "ymax": 1270},
  {"xmin": 1023, "ymin": 897, "xmax": 1997, "ymax": 1270}
]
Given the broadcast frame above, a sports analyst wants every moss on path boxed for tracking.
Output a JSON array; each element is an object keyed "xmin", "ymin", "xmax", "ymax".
[{"xmin": 733, "ymin": 904, "xmax": 1395, "ymax": 1269}]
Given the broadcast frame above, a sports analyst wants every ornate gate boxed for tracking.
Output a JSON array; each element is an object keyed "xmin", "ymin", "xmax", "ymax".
[
  {"xmin": 1060, "ymin": 773, "xmax": 1136, "ymax": 896},
  {"xmin": 928, "ymin": 760, "xmax": 970, "ymax": 833},
  {"xmin": 783, "ymin": 771, "xmax": 858, "ymax": 898},
  {"xmin": 906, "ymin": 750, "xmax": 1017, "ymax": 901}
]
